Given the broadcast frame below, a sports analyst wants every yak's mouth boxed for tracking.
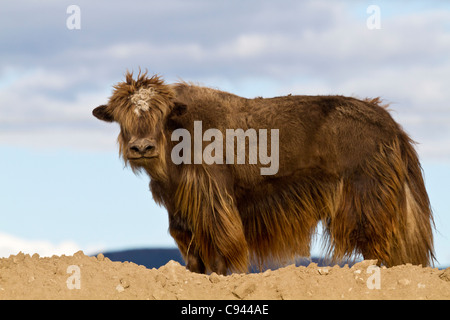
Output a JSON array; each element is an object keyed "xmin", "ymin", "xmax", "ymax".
[{"xmin": 127, "ymin": 155, "xmax": 158, "ymax": 161}]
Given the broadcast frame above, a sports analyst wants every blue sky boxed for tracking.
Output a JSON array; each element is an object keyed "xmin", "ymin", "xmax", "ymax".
[{"xmin": 1, "ymin": 0, "xmax": 449, "ymax": 267}]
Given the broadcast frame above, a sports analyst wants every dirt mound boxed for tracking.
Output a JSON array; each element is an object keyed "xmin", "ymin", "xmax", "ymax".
[{"xmin": 0, "ymin": 251, "xmax": 449, "ymax": 300}]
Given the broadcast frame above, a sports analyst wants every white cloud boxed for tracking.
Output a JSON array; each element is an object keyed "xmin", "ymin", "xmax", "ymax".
[
  {"xmin": 0, "ymin": 1, "xmax": 449, "ymax": 161},
  {"xmin": 0, "ymin": 232, "xmax": 91, "ymax": 258},
  {"xmin": 0, "ymin": 67, "xmax": 118, "ymax": 151}
]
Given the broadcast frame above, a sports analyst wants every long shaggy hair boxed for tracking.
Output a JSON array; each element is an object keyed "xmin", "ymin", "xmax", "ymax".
[{"xmin": 93, "ymin": 71, "xmax": 435, "ymax": 274}]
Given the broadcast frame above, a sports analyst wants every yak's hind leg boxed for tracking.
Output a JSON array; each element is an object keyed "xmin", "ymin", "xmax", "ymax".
[
  {"xmin": 326, "ymin": 174, "xmax": 397, "ymax": 265},
  {"xmin": 327, "ymin": 139, "xmax": 434, "ymax": 267}
]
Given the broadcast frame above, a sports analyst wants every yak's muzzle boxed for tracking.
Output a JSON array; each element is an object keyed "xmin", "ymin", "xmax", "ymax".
[{"xmin": 127, "ymin": 138, "xmax": 158, "ymax": 159}]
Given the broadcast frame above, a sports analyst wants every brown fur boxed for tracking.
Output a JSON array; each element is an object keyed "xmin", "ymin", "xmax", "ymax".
[{"xmin": 93, "ymin": 71, "xmax": 435, "ymax": 274}]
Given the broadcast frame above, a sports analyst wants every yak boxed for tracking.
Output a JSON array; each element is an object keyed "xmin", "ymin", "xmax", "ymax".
[{"xmin": 93, "ymin": 71, "xmax": 434, "ymax": 274}]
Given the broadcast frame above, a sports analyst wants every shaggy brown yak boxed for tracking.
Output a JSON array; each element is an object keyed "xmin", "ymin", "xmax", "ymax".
[{"xmin": 93, "ymin": 71, "xmax": 434, "ymax": 274}]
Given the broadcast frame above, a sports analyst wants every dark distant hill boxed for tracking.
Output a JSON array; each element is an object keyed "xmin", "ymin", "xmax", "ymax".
[
  {"xmin": 97, "ymin": 248, "xmax": 355, "ymax": 270},
  {"xmin": 99, "ymin": 248, "xmax": 184, "ymax": 269}
]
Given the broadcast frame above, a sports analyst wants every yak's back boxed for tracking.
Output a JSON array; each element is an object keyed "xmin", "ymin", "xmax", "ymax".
[
  {"xmin": 173, "ymin": 84, "xmax": 396, "ymax": 132},
  {"xmin": 172, "ymin": 83, "xmax": 249, "ymax": 130}
]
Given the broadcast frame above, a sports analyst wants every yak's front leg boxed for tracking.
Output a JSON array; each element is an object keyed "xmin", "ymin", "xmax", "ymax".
[
  {"xmin": 194, "ymin": 173, "xmax": 249, "ymax": 275},
  {"xmin": 169, "ymin": 210, "xmax": 240, "ymax": 275},
  {"xmin": 210, "ymin": 255, "xmax": 228, "ymax": 275},
  {"xmin": 185, "ymin": 247, "xmax": 206, "ymax": 274},
  {"xmin": 168, "ymin": 214, "xmax": 206, "ymax": 273},
  {"xmin": 174, "ymin": 167, "xmax": 249, "ymax": 274}
]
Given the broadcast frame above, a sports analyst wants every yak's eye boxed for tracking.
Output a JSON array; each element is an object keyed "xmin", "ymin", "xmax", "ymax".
[{"xmin": 119, "ymin": 125, "xmax": 131, "ymax": 139}]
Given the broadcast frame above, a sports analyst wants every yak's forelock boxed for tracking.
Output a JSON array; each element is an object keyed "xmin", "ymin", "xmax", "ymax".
[{"xmin": 108, "ymin": 70, "xmax": 175, "ymax": 123}]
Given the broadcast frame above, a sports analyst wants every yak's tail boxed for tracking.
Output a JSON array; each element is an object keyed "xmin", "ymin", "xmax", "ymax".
[
  {"xmin": 395, "ymin": 133, "xmax": 435, "ymax": 266},
  {"xmin": 327, "ymin": 134, "xmax": 435, "ymax": 267}
]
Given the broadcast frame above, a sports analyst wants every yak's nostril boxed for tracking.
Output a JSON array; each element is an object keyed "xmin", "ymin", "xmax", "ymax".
[
  {"xmin": 144, "ymin": 145, "xmax": 154, "ymax": 152},
  {"xmin": 128, "ymin": 139, "xmax": 156, "ymax": 156},
  {"xmin": 130, "ymin": 145, "xmax": 141, "ymax": 153}
]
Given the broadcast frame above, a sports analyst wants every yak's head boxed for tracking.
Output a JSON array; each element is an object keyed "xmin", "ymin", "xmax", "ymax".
[{"xmin": 93, "ymin": 71, "xmax": 180, "ymax": 181}]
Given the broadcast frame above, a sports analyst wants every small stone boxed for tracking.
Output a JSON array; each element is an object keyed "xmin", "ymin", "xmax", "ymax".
[
  {"xmin": 439, "ymin": 268, "xmax": 450, "ymax": 282},
  {"xmin": 351, "ymin": 260, "xmax": 378, "ymax": 270},
  {"xmin": 398, "ymin": 279, "xmax": 411, "ymax": 286},
  {"xmin": 12, "ymin": 252, "xmax": 25, "ymax": 263},
  {"xmin": 116, "ymin": 284, "xmax": 125, "ymax": 293},
  {"xmin": 263, "ymin": 269, "xmax": 272, "ymax": 277},
  {"xmin": 318, "ymin": 268, "xmax": 329, "ymax": 275},
  {"xmin": 73, "ymin": 250, "xmax": 85, "ymax": 259},
  {"xmin": 232, "ymin": 282, "xmax": 257, "ymax": 300},
  {"xmin": 209, "ymin": 272, "xmax": 220, "ymax": 283},
  {"xmin": 120, "ymin": 278, "xmax": 130, "ymax": 289},
  {"xmin": 96, "ymin": 253, "xmax": 105, "ymax": 261},
  {"xmin": 155, "ymin": 273, "xmax": 167, "ymax": 288}
]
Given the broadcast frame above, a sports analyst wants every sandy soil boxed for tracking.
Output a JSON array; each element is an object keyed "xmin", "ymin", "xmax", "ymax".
[{"xmin": 0, "ymin": 251, "xmax": 449, "ymax": 300}]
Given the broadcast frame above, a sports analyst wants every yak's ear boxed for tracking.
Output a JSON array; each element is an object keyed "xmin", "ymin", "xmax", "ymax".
[
  {"xmin": 166, "ymin": 101, "xmax": 188, "ymax": 130},
  {"xmin": 92, "ymin": 105, "xmax": 114, "ymax": 122},
  {"xmin": 172, "ymin": 101, "xmax": 187, "ymax": 116}
]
